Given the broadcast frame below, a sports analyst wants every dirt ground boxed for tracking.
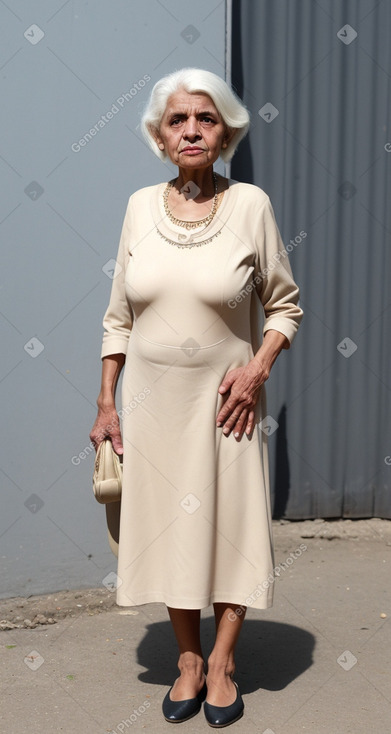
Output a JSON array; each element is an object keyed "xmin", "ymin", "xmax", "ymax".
[{"xmin": 1, "ymin": 518, "xmax": 390, "ymax": 630}]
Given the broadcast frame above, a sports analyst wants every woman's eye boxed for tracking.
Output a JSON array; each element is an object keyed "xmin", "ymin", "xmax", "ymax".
[{"xmin": 170, "ymin": 116, "xmax": 215, "ymax": 125}]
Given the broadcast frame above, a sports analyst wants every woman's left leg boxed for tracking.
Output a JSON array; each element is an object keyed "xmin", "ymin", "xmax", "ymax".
[{"xmin": 206, "ymin": 602, "xmax": 247, "ymax": 706}]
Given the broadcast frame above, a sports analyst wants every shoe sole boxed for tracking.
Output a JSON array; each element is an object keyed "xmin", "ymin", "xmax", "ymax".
[
  {"xmin": 205, "ymin": 709, "xmax": 244, "ymax": 728},
  {"xmin": 163, "ymin": 709, "xmax": 201, "ymax": 724}
]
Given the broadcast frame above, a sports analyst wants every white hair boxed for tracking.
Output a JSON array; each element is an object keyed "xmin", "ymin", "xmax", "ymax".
[{"xmin": 140, "ymin": 67, "xmax": 250, "ymax": 163}]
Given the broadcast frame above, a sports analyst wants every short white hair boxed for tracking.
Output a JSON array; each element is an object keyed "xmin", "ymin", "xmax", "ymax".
[{"xmin": 140, "ymin": 67, "xmax": 250, "ymax": 163}]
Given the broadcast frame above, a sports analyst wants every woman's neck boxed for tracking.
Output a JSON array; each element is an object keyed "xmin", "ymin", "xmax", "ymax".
[{"xmin": 173, "ymin": 166, "xmax": 216, "ymax": 197}]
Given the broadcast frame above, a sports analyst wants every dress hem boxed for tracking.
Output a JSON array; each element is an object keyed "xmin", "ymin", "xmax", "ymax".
[{"xmin": 116, "ymin": 590, "xmax": 274, "ymax": 611}]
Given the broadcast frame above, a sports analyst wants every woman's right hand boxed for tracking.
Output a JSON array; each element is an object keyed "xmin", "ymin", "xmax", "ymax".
[{"xmin": 89, "ymin": 403, "xmax": 124, "ymax": 455}]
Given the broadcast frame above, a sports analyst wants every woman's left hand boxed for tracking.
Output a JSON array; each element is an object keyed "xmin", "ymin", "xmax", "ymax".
[
  {"xmin": 216, "ymin": 330, "xmax": 289, "ymax": 440},
  {"xmin": 216, "ymin": 358, "xmax": 269, "ymax": 441}
]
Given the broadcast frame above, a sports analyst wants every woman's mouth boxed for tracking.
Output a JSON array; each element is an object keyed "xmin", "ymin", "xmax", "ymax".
[{"xmin": 181, "ymin": 147, "xmax": 205, "ymax": 154}]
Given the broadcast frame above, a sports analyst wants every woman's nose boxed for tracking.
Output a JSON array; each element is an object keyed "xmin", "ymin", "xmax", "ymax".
[{"xmin": 183, "ymin": 117, "xmax": 201, "ymax": 139}]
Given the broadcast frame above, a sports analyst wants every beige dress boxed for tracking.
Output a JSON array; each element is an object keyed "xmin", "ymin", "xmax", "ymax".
[{"xmin": 100, "ymin": 179, "xmax": 302, "ymax": 610}]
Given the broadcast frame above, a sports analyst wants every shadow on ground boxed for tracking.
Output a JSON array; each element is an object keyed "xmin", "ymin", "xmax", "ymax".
[{"xmin": 136, "ymin": 617, "xmax": 314, "ymax": 694}]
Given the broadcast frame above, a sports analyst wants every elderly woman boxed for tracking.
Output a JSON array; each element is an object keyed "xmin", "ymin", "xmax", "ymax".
[{"xmin": 90, "ymin": 67, "xmax": 302, "ymax": 728}]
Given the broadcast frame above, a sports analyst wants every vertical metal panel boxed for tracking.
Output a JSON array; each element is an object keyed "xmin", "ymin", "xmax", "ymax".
[{"xmin": 231, "ymin": 0, "xmax": 391, "ymax": 518}]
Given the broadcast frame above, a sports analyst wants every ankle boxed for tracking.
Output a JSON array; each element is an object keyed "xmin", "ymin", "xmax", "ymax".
[
  {"xmin": 177, "ymin": 652, "xmax": 205, "ymax": 678},
  {"xmin": 207, "ymin": 655, "xmax": 235, "ymax": 679}
]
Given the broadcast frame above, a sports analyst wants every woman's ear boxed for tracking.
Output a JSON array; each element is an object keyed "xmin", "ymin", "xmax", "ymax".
[
  {"xmin": 148, "ymin": 124, "xmax": 165, "ymax": 151},
  {"xmin": 222, "ymin": 126, "xmax": 237, "ymax": 149}
]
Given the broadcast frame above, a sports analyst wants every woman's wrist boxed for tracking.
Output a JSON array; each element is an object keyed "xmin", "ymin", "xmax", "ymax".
[
  {"xmin": 97, "ymin": 354, "xmax": 125, "ymax": 409},
  {"xmin": 97, "ymin": 392, "xmax": 116, "ymax": 410},
  {"xmin": 252, "ymin": 330, "xmax": 289, "ymax": 376}
]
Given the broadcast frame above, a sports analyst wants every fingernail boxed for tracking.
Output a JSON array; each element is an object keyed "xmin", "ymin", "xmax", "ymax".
[
  {"xmin": 216, "ymin": 421, "xmax": 222, "ymax": 427},
  {"xmin": 234, "ymin": 432, "xmax": 240, "ymax": 438},
  {"xmin": 223, "ymin": 427, "xmax": 230, "ymax": 434}
]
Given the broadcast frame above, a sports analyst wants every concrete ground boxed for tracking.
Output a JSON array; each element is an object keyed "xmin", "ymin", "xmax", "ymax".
[{"xmin": 1, "ymin": 519, "xmax": 391, "ymax": 734}]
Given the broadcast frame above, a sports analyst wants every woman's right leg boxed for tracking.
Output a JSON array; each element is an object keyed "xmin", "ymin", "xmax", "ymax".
[{"xmin": 166, "ymin": 607, "xmax": 205, "ymax": 700}]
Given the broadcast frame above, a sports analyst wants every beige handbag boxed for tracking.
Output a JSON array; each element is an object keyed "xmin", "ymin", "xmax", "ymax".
[{"xmin": 93, "ymin": 439, "xmax": 123, "ymax": 504}]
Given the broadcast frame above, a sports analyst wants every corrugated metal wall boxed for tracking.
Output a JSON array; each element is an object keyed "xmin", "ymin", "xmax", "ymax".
[{"xmin": 231, "ymin": 0, "xmax": 391, "ymax": 518}]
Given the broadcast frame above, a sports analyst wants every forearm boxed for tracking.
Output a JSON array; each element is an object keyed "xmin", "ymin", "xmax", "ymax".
[
  {"xmin": 252, "ymin": 329, "xmax": 289, "ymax": 377},
  {"xmin": 97, "ymin": 354, "xmax": 126, "ymax": 408}
]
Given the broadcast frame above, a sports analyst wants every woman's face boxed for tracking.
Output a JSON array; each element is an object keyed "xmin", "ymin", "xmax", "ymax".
[{"xmin": 152, "ymin": 89, "xmax": 232, "ymax": 169}]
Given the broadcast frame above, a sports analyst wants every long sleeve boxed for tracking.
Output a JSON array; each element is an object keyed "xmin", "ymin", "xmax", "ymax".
[
  {"xmin": 100, "ymin": 196, "xmax": 134, "ymax": 359},
  {"xmin": 253, "ymin": 195, "xmax": 303, "ymax": 345}
]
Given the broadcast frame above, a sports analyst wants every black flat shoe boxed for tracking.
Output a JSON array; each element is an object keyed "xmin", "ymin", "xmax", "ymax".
[
  {"xmin": 162, "ymin": 680, "xmax": 207, "ymax": 723},
  {"xmin": 203, "ymin": 681, "xmax": 244, "ymax": 728}
]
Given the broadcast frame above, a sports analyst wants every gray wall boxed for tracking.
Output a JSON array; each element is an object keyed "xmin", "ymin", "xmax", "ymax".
[
  {"xmin": 0, "ymin": 0, "xmax": 227, "ymax": 598},
  {"xmin": 231, "ymin": 0, "xmax": 391, "ymax": 519},
  {"xmin": 2, "ymin": 0, "xmax": 390, "ymax": 600}
]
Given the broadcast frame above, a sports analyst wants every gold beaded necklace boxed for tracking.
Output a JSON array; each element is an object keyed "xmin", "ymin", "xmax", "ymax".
[{"xmin": 163, "ymin": 171, "xmax": 219, "ymax": 231}]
